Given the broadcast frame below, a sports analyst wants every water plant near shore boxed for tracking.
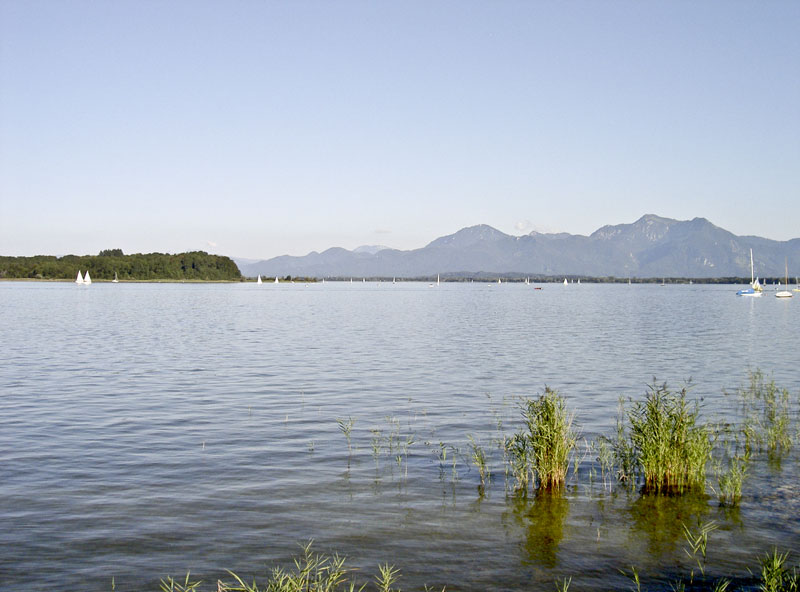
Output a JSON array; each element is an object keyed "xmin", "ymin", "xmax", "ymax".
[
  {"xmin": 161, "ymin": 542, "xmax": 446, "ymax": 592},
  {"xmin": 735, "ymin": 370, "xmax": 793, "ymax": 457},
  {"xmin": 156, "ymin": 542, "xmax": 800, "ymax": 592},
  {"xmin": 336, "ymin": 417, "xmax": 355, "ymax": 458},
  {"xmin": 618, "ymin": 382, "xmax": 712, "ymax": 494},
  {"xmin": 506, "ymin": 387, "xmax": 577, "ymax": 493},
  {"xmin": 467, "ymin": 434, "xmax": 489, "ymax": 490}
]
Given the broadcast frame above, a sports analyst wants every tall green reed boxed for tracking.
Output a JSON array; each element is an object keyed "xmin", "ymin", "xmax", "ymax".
[
  {"xmin": 506, "ymin": 387, "xmax": 577, "ymax": 492},
  {"xmin": 624, "ymin": 382, "xmax": 712, "ymax": 494}
]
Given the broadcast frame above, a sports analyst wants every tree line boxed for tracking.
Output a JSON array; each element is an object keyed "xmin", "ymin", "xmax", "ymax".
[{"xmin": 0, "ymin": 250, "xmax": 242, "ymax": 281}]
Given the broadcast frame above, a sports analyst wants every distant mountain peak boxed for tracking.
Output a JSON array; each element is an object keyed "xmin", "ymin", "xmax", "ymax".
[
  {"xmin": 352, "ymin": 245, "xmax": 390, "ymax": 254},
  {"xmin": 426, "ymin": 224, "xmax": 509, "ymax": 248},
  {"xmin": 592, "ymin": 214, "xmax": 676, "ymax": 241}
]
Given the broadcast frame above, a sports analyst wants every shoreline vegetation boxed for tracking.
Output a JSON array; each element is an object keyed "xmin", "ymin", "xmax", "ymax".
[
  {"xmin": 0, "ymin": 250, "xmax": 241, "ymax": 282},
  {"xmin": 154, "ymin": 370, "xmax": 798, "ymax": 592},
  {"xmin": 2, "ymin": 253, "xmax": 797, "ymax": 285}
]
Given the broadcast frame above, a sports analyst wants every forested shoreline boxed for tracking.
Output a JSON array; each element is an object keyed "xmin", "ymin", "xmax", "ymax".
[{"xmin": 0, "ymin": 250, "xmax": 242, "ymax": 281}]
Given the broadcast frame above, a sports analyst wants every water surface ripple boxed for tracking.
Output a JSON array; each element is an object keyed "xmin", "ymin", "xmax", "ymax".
[{"xmin": 1, "ymin": 282, "xmax": 797, "ymax": 591}]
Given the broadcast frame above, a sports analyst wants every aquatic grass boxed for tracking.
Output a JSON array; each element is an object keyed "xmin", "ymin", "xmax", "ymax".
[
  {"xmin": 222, "ymin": 541, "xmax": 353, "ymax": 592},
  {"xmin": 759, "ymin": 549, "xmax": 798, "ymax": 592},
  {"xmin": 619, "ymin": 565, "xmax": 641, "ymax": 592},
  {"xmin": 505, "ymin": 431, "xmax": 534, "ymax": 492},
  {"xmin": 595, "ymin": 437, "xmax": 614, "ymax": 490},
  {"xmin": 736, "ymin": 370, "xmax": 793, "ymax": 457},
  {"xmin": 713, "ymin": 579, "xmax": 732, "ymax": 592},
  {"xmin": 467, "ymin": 434, "xmax": 489, "ymax": 490},
  {"xmin": 337, "ymin": 417, "xmax": 355, "ymax": 457},
  {"xmin": 625, "ymin": 382, "xmax": 712, "ymax": 494},
  {"xmin": 609, "ymin": 396, "xmax": 638, "ymax": 487},
  {"xmin": 370, "ymin": 429, "xmax": 383, "ymax": 471},
  {"xmin": 160, "ymin": 573, "xmax": 202, "ymax": 592},
  {"xmin": 713, "ymin": 451, "xmax": 748, "ymax": 507},
  {"xmin": 507, "ymin": 387, "xmax": 577, "ymax": 492},
  {"xmin": 682, "ymin": 520, "xmax": 718, "ymax": 579},
  {"xmin": 400, "ymin": 434, "xmax": 415, "ymax": 480},
  {"xmin": 210, "ymin": 542, "xmax": 448, "ymax": 592},
  {"xmin": 374, "ymin": 564, "xmax": 400, "ymax": 592}
]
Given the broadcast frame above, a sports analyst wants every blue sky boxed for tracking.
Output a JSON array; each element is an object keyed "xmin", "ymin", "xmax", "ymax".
[{"xmin": 1, "ymin": 1, "xmax": 798, "ymax": 259}]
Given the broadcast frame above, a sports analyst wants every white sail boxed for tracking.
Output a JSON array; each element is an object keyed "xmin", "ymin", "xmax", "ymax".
[
  {"xmin": 75, "ymin": 271, "xmax": 84, "ymax": 284},
  {"xmin": 257, "ymin": 275, "xmax": 262, "ymax": 284},
  {"xmin": 563, "ymin": 278, "xmax": 568, "ymax": 285},
  {"xmin": 84, "ymin": 271, "xmax": 92, "ymax": 284},
  {"xmin": 275, "ymin": 276, "xmax": 279, "ymax": 283},
  {"xmin": 777, "ymin": 258, "xmax": 793, "ymax": 298},
  {"xmin": 750, "ymin": 249, "xmax": 762, "ymax": 292},
  {"xmin": 112, "ymin": 272, "xmax": 118, "ymax": 283}
]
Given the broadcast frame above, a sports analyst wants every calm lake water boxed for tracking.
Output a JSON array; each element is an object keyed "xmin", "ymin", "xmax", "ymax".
[{"xmin": 1, "ymin": 281, "xmax": 798, "ymax": 591}]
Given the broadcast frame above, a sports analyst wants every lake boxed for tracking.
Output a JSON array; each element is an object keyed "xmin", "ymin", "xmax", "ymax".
[{"xmin": 1, "ymin": 281, "xmax": 798, "ymax": 591}]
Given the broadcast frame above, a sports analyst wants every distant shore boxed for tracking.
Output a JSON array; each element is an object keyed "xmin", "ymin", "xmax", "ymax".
[{"xmin": 2, "ymin": 276, "xmax": 784, "ymax": 285}]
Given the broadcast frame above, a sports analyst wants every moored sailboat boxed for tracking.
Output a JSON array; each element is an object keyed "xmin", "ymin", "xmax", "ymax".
[
  {"xmin": 737, "ymin": 249, "xmax": 762, "ymax": 297},
  {"xmin": 776, "ymin": 259, "xmax": 793, "ymax": 298}
]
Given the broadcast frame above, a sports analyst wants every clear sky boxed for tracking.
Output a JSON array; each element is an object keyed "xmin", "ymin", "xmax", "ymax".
[{"xmin": 1, "ymin": 1, "xmax": 798, "ymax": 259}]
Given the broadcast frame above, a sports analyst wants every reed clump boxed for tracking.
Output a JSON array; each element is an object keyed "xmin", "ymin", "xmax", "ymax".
[
  {"xmin": 506, "ymin": 387, "xmax": 577, "ymax": 492},
  {"xmin": 759, "ymin": 548, "xmax": 799, "ymax": 592},
  {"xmin": 617, "ymin": 382, "xmax": 712, "ymax": 494},
  {"xmin": 737, "ymin": 370, "xmax": 793, "ymax": 457}
]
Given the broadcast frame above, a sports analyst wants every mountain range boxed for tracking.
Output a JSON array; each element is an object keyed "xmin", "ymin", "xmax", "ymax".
[{"xmin": 237, "ymin": 215, "xmax": 800, "ymax": 279}]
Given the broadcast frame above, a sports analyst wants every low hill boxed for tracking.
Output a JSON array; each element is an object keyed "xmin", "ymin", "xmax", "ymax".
[{"xmin": 0, "ymin": 251, "xmax": 242, "ymax": 281}]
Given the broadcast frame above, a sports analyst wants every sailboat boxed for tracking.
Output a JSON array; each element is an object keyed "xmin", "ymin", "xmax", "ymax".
[
  {"xmin": 793, "ymin": 276, "xmax": 800, "ymax": 293},
  {"xmin": 737, "ymin": 249, "xmax": 763, "ymax": 296},
  {"xmin": 497, "ymin": 278, "xmax": 501, "ymax": 285},
  {"xmin": 563, "ymin": 278, "xmax": 568, "ymax": 285},
  {"xmin": 84, "ymin": 271, "xmax": 92, "ymax": 285},
  {"xmin": 776, "ymin": 259, "xmax": 793, "ymax": 298},
  {"xmin": 275, "ymin": 276, "xmax": 279, "ymax": 284},
  {"xmin": 112, "ymin": 272, "xmax": 119, "ymax": 283},
  {"xmin": 257, "ymin": 275, "xmax": 262, "ymax": 285},
  {"xmin": 75, "ymin": 271, "xmax": 84, "ymax": 284}
]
